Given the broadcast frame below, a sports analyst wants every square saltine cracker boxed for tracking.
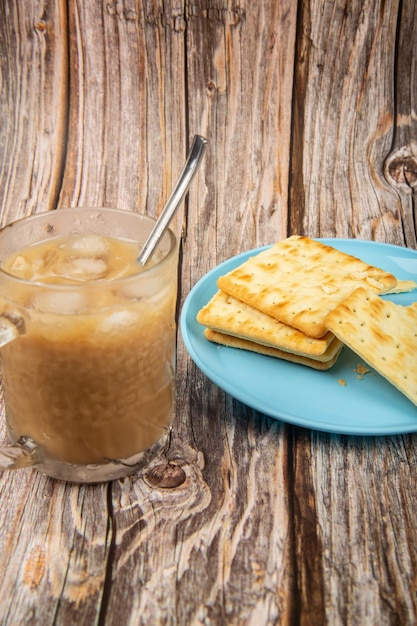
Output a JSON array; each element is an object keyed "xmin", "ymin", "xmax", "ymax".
[
  {"xmin": 204, "ymin": 329, "xmax": 342, "ymax": 370},
  {"xmin": 325, "ymin": 287, "xmax": 417, "ymax": 406},
  {"xmin": 197, "ymin": 290, "xmax": 340, "ymax": 360},
  {"xmin": 217, "ymin": 236, "xmax": 397, "ymax": 338}
]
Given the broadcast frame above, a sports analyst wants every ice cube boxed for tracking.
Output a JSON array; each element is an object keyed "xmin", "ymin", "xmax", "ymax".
[
  {"xmin": 60, "ymin": 235, "xmax": 110, "ymax": 257},
  {"xmin": 9, "ymin": 255, "xmax": 27, "ymax": 271},
  {"xmin": 7, "ymin": 255, "xmax": 31, "ymax": 278},
  {"xmin": 120, "ymin": 276, "xmax": 156, "ymax": 300},
  {"xmin": 56, "ymin": 257, "xmax": 108, "ymax": 281},
  {"xmin": 32, "ymin": 290, "xmax": 88, "ymax": 314},
  {"xmin": 100, "ymin": 310, "xmax": 137, "ymax": 333}
]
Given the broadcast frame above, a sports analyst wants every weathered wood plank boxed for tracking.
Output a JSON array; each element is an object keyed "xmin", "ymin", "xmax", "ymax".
[
  {"xmin": 99, "ymin": 416, "xmax": 293, "ymax": 625},
  {"xmin": 290, "ymin": 0, "xmax": 415, "ymax": 246},
  {"xmin": 174, "ymin": 2, "xmax": 299, "ymax": 623},
  {"xmin": 183, "ymin": 0, "xmax": 297, "ymax": 272},
  {"xmin": 0, "ymin": 3, "xmax": 113, "ymax": 625},
  {"xmin": 292, "ymin": 430, "xmax": 417, "ymax": 625},
  {"xmin": 384, "ymin": 0, "xmax": 417, "ymax": 248},
  {"xmin": 93, "ymin": 1, "xmax": 298, "ymax": 623},
  {"xmin": 59, "ymin": 0, "xmax": 187, "ymax": 239},
  {"xmin": 0, "ymin": 0, "xmax": 68, "ymax": 223},
  {"xmin": 0, "ymin": 460, "xmax": 111, "ymax": 624}
]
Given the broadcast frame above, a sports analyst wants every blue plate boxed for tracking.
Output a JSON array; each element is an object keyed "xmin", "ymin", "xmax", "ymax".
[{"xmin": 180, "ymin": 239, "xmax": 417, "ymax": 435}]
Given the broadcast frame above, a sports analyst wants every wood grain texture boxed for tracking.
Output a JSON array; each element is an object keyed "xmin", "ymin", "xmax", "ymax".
[
  {"xmin": 384, "ymin": 0, "xmax": 417, "ymax": 248},
  {"xmin": 183, "ymin": 0, "xmax": 296, "ymax": 269},
  {"xmin": 0, "ymin": 0, "xmax": 416, "ymax": 625},
  {"xmin": 59, "ymin": 0, "xmax": 187, "ymax": 236},
  {"xmin": 292, "ymin": 431, "xmax": 417, "ymax": 625},
  {"xmin": 290, "ymin": 0, "xmax": 413, "ymax": 246},
  {"xmin": 0, "ymin": 0, "xmax": 68, "ymax": 224}
]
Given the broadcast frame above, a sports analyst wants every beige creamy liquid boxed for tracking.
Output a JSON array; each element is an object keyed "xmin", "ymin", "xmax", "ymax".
[{"xmin": 0, "ymin": 235, "xmax": 176, "ymax": 464}]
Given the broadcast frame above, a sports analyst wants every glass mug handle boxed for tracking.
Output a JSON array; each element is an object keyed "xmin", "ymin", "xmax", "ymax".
[
  {"xmin": 0, "ymin": 312, "xmax": 44, "ymax": 471},
  {"xmin": 0, "ymin": 436, "xmax": 44, "ymax": 470},
  {"xmin": 0, "ymin": 311, "xmax": 26, "ymax": 347}
]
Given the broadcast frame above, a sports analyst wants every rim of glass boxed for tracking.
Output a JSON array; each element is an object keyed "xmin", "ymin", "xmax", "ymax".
[{"xmin": 0, "ymin": 207, "xmax": 178, "ymax": 290}]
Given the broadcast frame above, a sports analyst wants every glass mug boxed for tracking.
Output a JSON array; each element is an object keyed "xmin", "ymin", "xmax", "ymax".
[{"xmin": 0, "ymin": 208, "xmax": 178, "ymax": 482}]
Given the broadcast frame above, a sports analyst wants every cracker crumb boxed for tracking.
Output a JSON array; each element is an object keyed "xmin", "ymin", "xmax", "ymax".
[
  {"xmin": 338, "ymin": 378, "xmax": 347, "ymax": 387},
  {"xmin": 355, "ymin": 363, "xmax": 371, "ymax": 379}
]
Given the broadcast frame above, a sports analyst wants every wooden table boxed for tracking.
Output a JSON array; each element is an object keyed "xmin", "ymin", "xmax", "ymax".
[{"xmin": 0, "ymin": 1, "xmax": 416, "ymax": 624}]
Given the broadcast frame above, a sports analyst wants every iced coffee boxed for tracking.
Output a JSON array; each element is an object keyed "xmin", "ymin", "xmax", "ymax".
[{"xmin": 0, "ymin": 208, "xmax": 178, "ymax": 481}]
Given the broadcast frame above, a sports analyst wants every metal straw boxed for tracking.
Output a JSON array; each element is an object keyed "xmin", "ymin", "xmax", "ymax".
[{"xmin": 137, "ymin": 135, "xmax": 207, "ymax": 265}]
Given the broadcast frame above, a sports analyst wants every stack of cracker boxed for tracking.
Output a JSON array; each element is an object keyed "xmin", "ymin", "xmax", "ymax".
[
  {"xmin": 197, "ymin": 290, "xmax": 343, "ymax": 370},
  {"xmin": 197, "ymin": 236, "xmax": 417, "ymax": 404}
]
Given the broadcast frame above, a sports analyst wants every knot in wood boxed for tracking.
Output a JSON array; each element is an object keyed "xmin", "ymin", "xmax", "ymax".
[
  {"xmin": 145, "ymin": 462, "xmax": 186, "ymax": 489},
  {"xmin": 35, "ymin": 20, "xmax": 47, "ymax": 32},
  {"xmin": 385, "ymin": 148, "xmax": 417, "ymax": 190}
]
